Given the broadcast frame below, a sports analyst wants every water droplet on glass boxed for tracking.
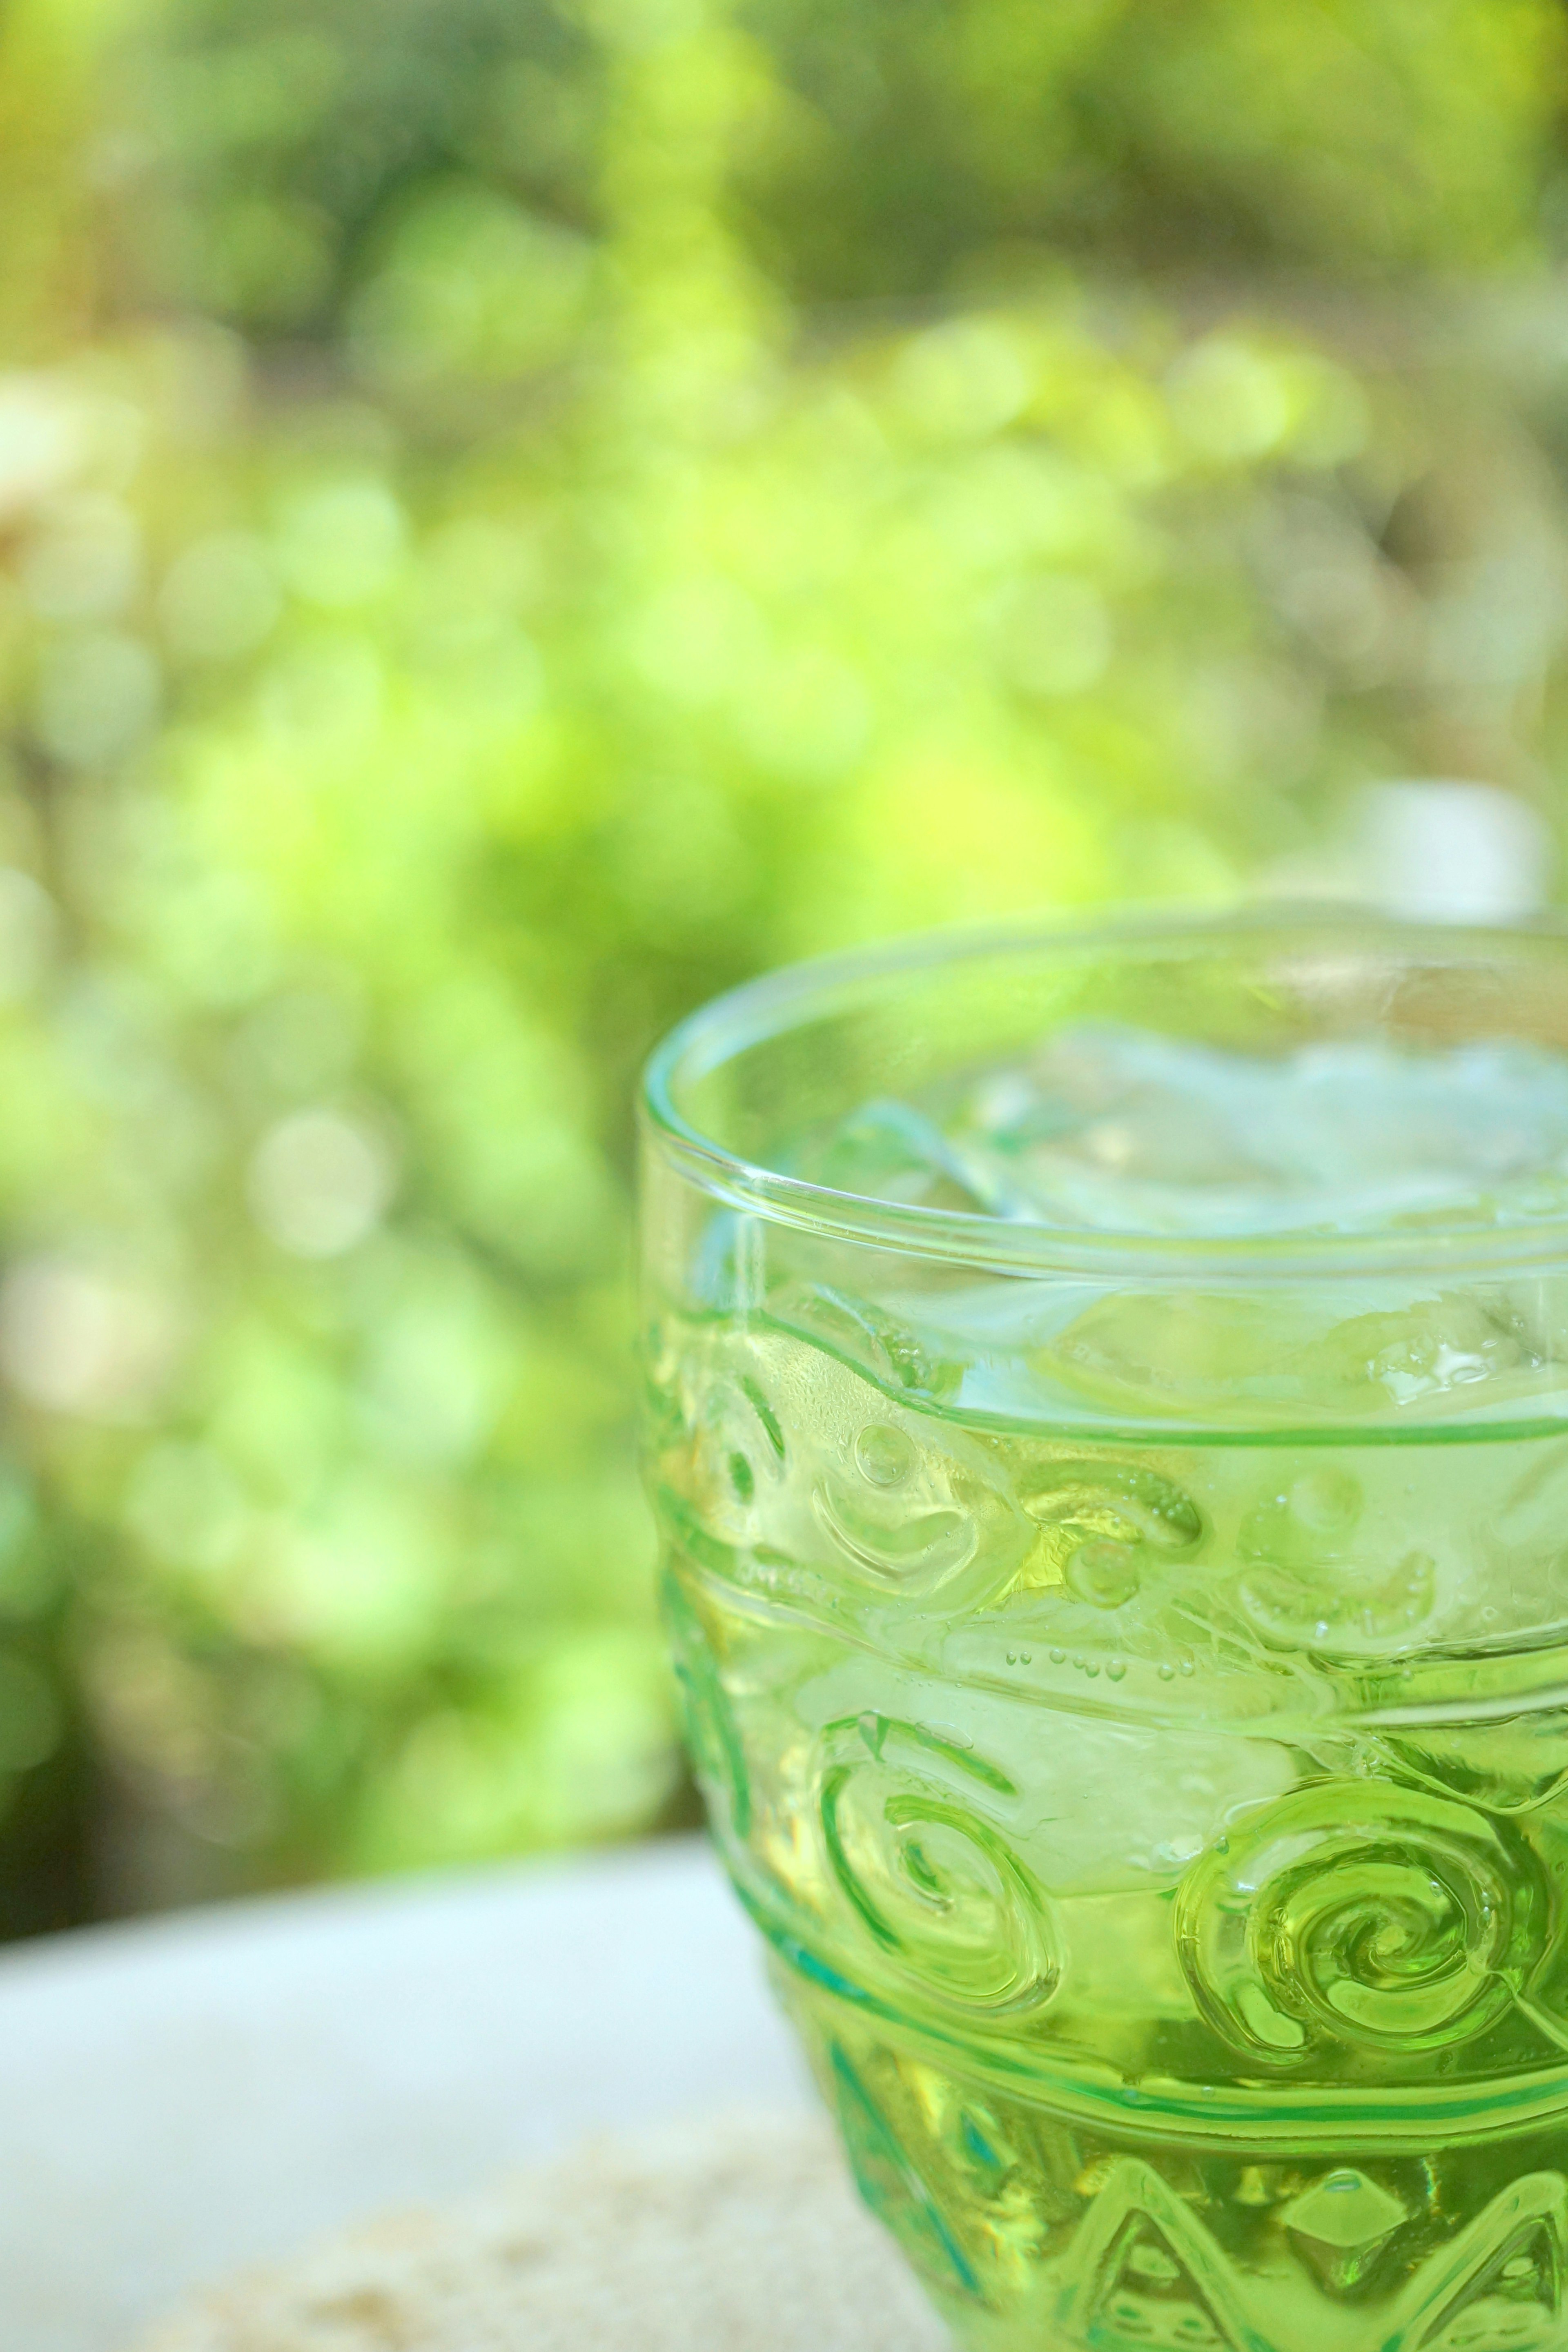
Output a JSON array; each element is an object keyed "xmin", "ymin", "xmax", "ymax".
[
  {"xmin": 1065, "ymin": 1537, "xmax": 1141, "ymax": 1608},
  {"xmin": 853, "ymin": 1422, "xmax": 916, "ymax": 1488}
]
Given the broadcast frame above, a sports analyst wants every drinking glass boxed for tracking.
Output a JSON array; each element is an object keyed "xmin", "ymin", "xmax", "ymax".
[{"xmin": 639, "ymin": 909, "xmax": 1568, "ymax": 2352}]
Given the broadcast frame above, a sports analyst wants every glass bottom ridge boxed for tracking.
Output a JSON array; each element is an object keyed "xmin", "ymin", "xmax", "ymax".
[{"xmin": 772, "ymin": 1953, "xmax": 1568, "ymax": 2352}]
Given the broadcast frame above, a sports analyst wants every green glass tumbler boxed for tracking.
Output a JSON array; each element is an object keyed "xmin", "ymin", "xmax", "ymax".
[{"xmin": 640, "ymin": 910, "xmax": 1568, "ymax": 2352}]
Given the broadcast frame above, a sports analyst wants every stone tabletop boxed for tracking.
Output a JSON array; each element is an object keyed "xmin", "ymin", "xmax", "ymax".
[{"xmin": 0, "ymin": 1835, "xmax": 810, "ymax": 2352}]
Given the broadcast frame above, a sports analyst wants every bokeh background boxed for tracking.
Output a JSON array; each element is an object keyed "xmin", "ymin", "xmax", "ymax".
[{"xmin": 1, "ymin": 0, "xmax": 1568, "ymax": 1935}]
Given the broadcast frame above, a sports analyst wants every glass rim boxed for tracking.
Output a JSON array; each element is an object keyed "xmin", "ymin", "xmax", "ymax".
[{"xmin": 640, "ymin": 902, "xmax": 1568, "ymax": 1282}]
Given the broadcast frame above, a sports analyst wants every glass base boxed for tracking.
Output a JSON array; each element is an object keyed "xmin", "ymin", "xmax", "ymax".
[{"xmin": 775, "ymin": 1962, "xmax": 1568, "ymax": 2352}]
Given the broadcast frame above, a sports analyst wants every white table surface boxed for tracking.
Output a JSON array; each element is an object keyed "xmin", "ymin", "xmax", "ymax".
[{"xmin": 0, "ymin": 1835, "xmax": 811, "ymax": 2352}]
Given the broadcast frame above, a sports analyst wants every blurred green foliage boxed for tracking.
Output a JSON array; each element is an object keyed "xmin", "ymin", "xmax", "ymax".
[{"xmin": 0, "ymin": 0, "xmax": 1564, "ymax": 1928}]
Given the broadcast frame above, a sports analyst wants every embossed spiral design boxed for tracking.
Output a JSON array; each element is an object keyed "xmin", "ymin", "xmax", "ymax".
[
  {"xmin": 1175, "ymin": 1782, "xmax": 1535, "ymax": 2067},
  {"xmin": 819, "ymin": 1713, "xmax": 1062, "ymax": 2018}
]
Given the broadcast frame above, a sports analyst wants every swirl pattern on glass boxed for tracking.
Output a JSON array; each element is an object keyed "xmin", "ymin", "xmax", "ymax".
[
  {"xmin": 1175, "ymin": 1781, "xmax": 1539, "ymax": 2066},
  {"xmin": 818, "ymin": 1712, "xmax": 1064, "ymax": 2018}
]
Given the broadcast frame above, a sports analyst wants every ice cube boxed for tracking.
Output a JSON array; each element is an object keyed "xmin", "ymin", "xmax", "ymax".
[
  {"xmin": 1027, "ymin": 1282, "xmax": 1562, "ymax": 1424},
  {"xmin": 793, "ymin": 1656, "xmax": 1294, "ymax": 1899},
  {"xmin": 808, "ymin": 1025, "xmax": 1568, "ymax": 1239},
  {"xmin": 800, "ymin": 1097, "xmax": 1033, "ymax": 1218}
]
